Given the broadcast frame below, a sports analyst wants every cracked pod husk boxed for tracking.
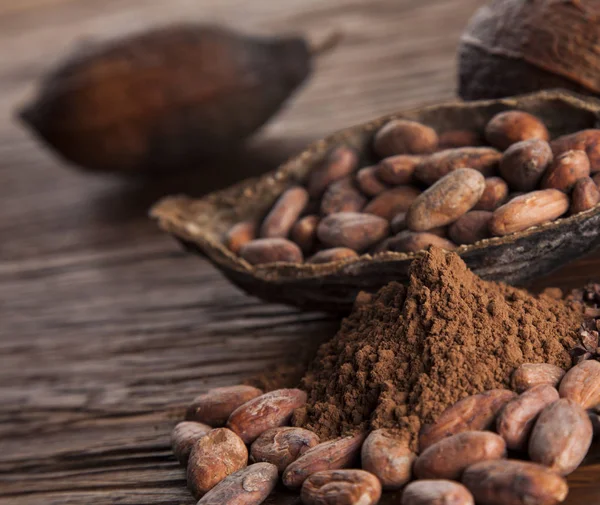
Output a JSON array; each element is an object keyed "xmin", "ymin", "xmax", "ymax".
[
  {"xmin": 19, "ymin": 25, "xmax": 311, "ymax": 174},
  {"xmin": 151, "ymin": 90, "xmax": 600, "ymax": 313}
]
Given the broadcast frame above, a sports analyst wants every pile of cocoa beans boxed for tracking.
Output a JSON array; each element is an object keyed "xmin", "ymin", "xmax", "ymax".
[
  {"xmin": 224, "ymin": 111, "xmax": 600, "ymax": 265},
  {"xmin": 171, "ymin": 358, "xmax": 600, "ymax": 505}
]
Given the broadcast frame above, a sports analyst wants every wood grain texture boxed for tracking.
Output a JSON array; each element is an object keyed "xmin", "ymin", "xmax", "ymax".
[{"xmin": 1, "ymin": 0, "xmax": 599, "ymax": 503}]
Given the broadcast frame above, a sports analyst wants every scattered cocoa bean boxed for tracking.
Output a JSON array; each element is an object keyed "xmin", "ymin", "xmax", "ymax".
[
  {"xmin": 541, "ymin": 150, "xmax": 590, "ymax": 192},
  {"xmin": 290, "ymin": 215, "xmax": 320, "ymax": 254},
  {"xmin": 225, "ymin": 221, "xmax": 257, "ymax": 254},
  {"xmin": 374, "ymin": 119, "xmax": 438, "ymax": 157},
  {"xmin": 390, "ymin": 212, "xmax": 407, "ymax": 234},
  {"xmin": 375, "ymin": 155, "xmax": 422, "ymax": 185},
  {"xmin": 320, "ymin": 177, "xmax": 367, "ymax": 215},
  {"xmin": 593, "ymin": 172, "xmax": 600, "ymax": 187},
  {"xmin": 307, "ymin": 147, "xmax": 358, "ymax": 198},
  {"xmin": 462, "ymin": 460, "xmax": 568, "ymax": 505},
  {"xmin": 406, "ymin": 168, "xmax": 486, "ymax": 231},
  {"xmin": 384, "ymin": 230, "xmax": 457, "ymax": 253},
  {"xmin": 498, "ymin": 139, "xmax": 553, "ymax": 191},
  {"xmin": 414, "ymin": 431, "xmax": 506, "ymax": 481},
  {"xmin": 317, "ymin": 212, "xmax": 390, "ymax": 252},
  {"xmin": 511, "ymin": 363, "xmax": 566, "ymax": 393},
  {"xmin": 356, "ymin": 166, "xmax": 389, "ymax": 196},
  {"xmin": 474, "ymin": 177, "xmax": 509, "ymax": 211},
  {"xmin": 363, "ymin": 186, "xmax": 421, "ymax": 220},
  {"xmin": 187, "ymin": 428, "xmax": 248, "ymax": 497},
  {"xmin": 496, "ymin": 384, "xmax": 559, "ymax": 451},
  {"xmin": 227, "ymin": 388, "xmax": 307, "ymax": 444},
  {"xmin": 196, "ymin": 462, "xmax": 278, "ymax": 505},
  {"xmin": 171, "ymin": 421, "xmax": 212, "ymax": 466},
  {"xmin": 401, "ymin": 480, "xmax": 475, "ymax": 505},
  {"xmin": 240, "ymin": 238, "xmax": 303, "ymax": 265},
  {"xmin": 589, "ymin": 411, "xmax": 600, "ymax": 438},
  {"xmin": 361, "ymin": 429, "xmax": 416, "ymax": 490},
  {"xmin": 307, "ymin": 247, "xmax": 359, "ymax": 264},
  {"xmin": 448, "ymin": 210, "xmax": 492, "ymax": 245},
  {"xmin": 414, "ymin": 147, "xmax": 500, "ymax": 185},
  {"xmin": 484, "ymin": 111, "xmax": 549, "ymax": 150},
  {"xmin": 260, "ymin": 186, "xmax": 309, "ymax": 238},
  {"xmin": 282, "ymin": 433, "xmax": 366, "ymax": 489},
  {"xmin": 528, "ymin": 398, "xmax": 593, "ymax": 475},
  {"xmin": 558, "ymin": 359, "xmax": 600, "ymax": 409},
  {"xmin": 551, "ymin": 129, "xmax": 600, "ymax": 173},
  {"xmin": 250, "ymin": 427, "xmax": 320, "ymax": 473},
  {"xmin": 489, "ymin": 189, "xmax": 569, "ymax": 236},
  {"xmin": 186, "ymin": 385, "xmax": 263, "ymax": 426},
  {"xmin": 439, "ymin": 129, "xmax": 483, "ymax": 149},
  {"xmin": 419, "ymin": 389, "xmax": 516, "ymax": 451},
  {"xmin": 571, "ymin": 177, "xmax": 600, "ymax": 214},
  {"xmin": 301, "ymin": 469, "xmax": 382, "ymax": 505}
]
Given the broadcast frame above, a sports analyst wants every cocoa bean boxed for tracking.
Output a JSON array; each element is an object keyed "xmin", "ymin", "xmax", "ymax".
[
  {"xmin": 401, "ymin": 480, "xmax": 474, "ymax": 505},
  {"xmin": 260, "ymin": 186, "xmax": 309, "ymax": 238},
  {"xmin": 384, "ymin": 230, "xmax": 457, "ymax": 253},
  {"xmin": 225, "ymin": 221, "xmax": 257, "ymax": 254},
  {"xmin": 363, "ymin": 186, "xmax": 421, "ymax": 220},
  {"xmin": 301, "ymin": 469, "xmax": 382, "ymax": 505},
  {"xmin": 307, "ymin": 248, "xmax": 359, "ymax": 264},
  {"xmin": 593, "ymin": 172, "xmax": 600, "ymax": 187},
  {"xmin": 290, "ymin": 215, "xmax": 320, "ymax": 254},
  {"xmin": 511, "ymin": 364, "xmax": 566, "ymax": 393},
  {"xmin": 570, "ymin": 177, "xmax": 600, "ymax": 214},
  {"xmin": 498, "ymin": 139, "xmax": 553, "ymax": 191},
  {"xmin": 239, "ymin": 238, "xmax": 303, "ymax": 265},
  {"xmin": 186, "ymin": 385, "xmax": 263, "ymax": 426},
  {"xmin": 171, "ymin": 421, "xmax": 212, "ymax": 466},
  {"xmin": 439, "ymin": 129, "xmax": 483, "ymax": 149},
  {"xmin": 320, "ymin": 177, "xmax": 367, "ymax": 215},
  {"xmin": 541, "ymin": 150, "xmax": 590, "ymax": 192},
  {"xmin": 551, "ymin": 129, "xmax": 600, "ymax": 173},
  {"xmin": 317, "ymin": 212, "xmax": 390, "ymax": 252},
  {"xmin": 484, "ymin": 111, "xmax": 549, "ymax": 150},
  {"xmin": 448, "ymin": 211, "xmax": 492, "ymax": 245},
  {"xmin": 250, "ymin": 427, "xmax": 319, "ymax": 473},
  {"xmin": 307, "ymin": 146, "xmax": 358, "ymax": 198},
  {"xmin": 390, "ymin": 212, "xmax": 407, "ymax": 234},
  {"xmin": 474, "ymin": 177, "xmax": 509, "ymax": 211},
  {"xmin": 356, "ymin": 166, "xmax": 389, "ymax": 196},
  {"xmin": 374, "ymin": 119, "xmax": 438, "ymax": 157},
  {"xmin": 558, "ymin": 359, "xmax": 600, "ymax": 409},
  {"xmin": 375, "ymin": 155, "xmax": 422, "ymax": 185},
  {"xmin": 414, "ymin": 147, "xmax": 500, "ymax": 185}
]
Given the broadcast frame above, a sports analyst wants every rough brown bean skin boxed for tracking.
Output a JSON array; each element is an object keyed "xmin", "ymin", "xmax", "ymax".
[
  {"xmin": 496, "ymin": 385, "xmax": 559, "ymax": 451},
  {"xmin": 448, "ymin": 211, "xmax": 492, "ymax": 245},
  {"xmin": 239, "ymin": 238, "xmax": 303, "ymax": 265},
  {"xmin": 474, "ymin": 177, "xmax": 509, "ymax": 211},
  {"xmin": 375, "ymin": 155, "xmax": 423, "ymax": 185},
  {"xmin": 320, "ymin": 177, "xmax": 367, "ymax": 215},
  {"xmin": 307, "ymin": 247, "xmax": 359, "ymax": 264},
  {"xmin": 290, "ymin": 215, "xmax": 320, "ymax": 253},
  {"xmin": 383, "ymin": 231, "xmax": 457, "ymax": 253},
  {"xmin": 356, "ymin": 166, "xmax": 389, "ymax": 196},
  {"xmin": 439, "ymin": 129, "xmax": 483, "ymax": 149},
  {"xmin": 250, "ymin": 427, "xmax": 320, "ymax": 473},
  {"xmin": 558, "ymin": 359, "xmax": 600, "ymax": 409},
  {"xmin": 401, "ymin": 480, "xmax": 475, "ymax": 505},
  {"xmin": 511, "ymin": 364, "xmax": 566, "ymax": 393},
  {"xmin": 406, "ymin": 168, "xmax": 485, "ymax": 231},
  {"xmin": 593, "ymin": 172, "xmax": 600, "ymax": 187},
  {"xmin": 224, "ymin": 221, "xmax": 257, "ymax": 254},
  {"xmin": 489, "ymin": 189, "xmax": 569, "ymax": 236},
  {"xmin": 498, "ymin": 139, "xmax": 553, "ymax": 191},
  {"xmin": 551, "ymin": 129, "xmax": 600, "ymax": 173},
  {"xmin": 260, "ymin": 186, "xmax": 309, "ymax": 238},
  {"xmin": 374, "ymin": 119, "xmax": 438, "ymax": 157},
  {"xmin": 571, "ymin": 177, "xmax": 600, "ymax": 214},
  {"xmin": 363, "ymin": 186, "xmax": 421, "ymax": 221},
  {"xmin": 186, "ymin": 385, "xmax": 263, "ymax": 426},
  {"xmin": 485, "ymin": 111, "xmax": 549, "ymax": 150},
  {"xmin": 317, "ymin": 212, "xmax": 390, "ymax": 252},
  {"xmin": 171, "ymin": 421, "xmax": 212, "ymax": 466},
  {"xmin": 541, "ymin": 150, "xmax": 590, "ymax": 192},
  {"xmin": 301, "ymin": 469, "xmax": 382, "ymax": 505},
  {"xmin": 414, "ymin": 147, "xmax": 501, "ymax": 185},
  {"xmin": 307, "ymin": 146, "xmax": 358, "ymax": 197},
  {"xmin": 390, "ymin": 212, "xmax": 407, "ymax": 234}
]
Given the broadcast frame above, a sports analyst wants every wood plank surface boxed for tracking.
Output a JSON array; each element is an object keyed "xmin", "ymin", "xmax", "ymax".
[{"xmin": 1, "ymin": 0, "xmax": 599, "ymax": 503}]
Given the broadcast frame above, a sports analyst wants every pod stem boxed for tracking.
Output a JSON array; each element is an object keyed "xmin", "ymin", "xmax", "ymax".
[{"xmin": 310, "ymin": 31, "xmax": 343, "ymax": 57}]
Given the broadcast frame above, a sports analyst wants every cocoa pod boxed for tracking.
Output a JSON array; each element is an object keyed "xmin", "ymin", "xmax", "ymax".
[
  {"xmin": 528, "ymin": 398, "xmax": 593, "ymax": 475},
  {"xmin": 171, "ymin": 421, "xmax": 212, "ymax": 466},
  {"xmin": 227, "ymin": 388, "xmax": 307, "ymax": 444},
  {"xmin": 474, "ymin": 177, "xmax": 509, "ymax": 211},
  {"xmin": 414, "ymin": 147, "xmax": 500, "ymax": 185},
  {"xmin": 489, "ymin": 189, "xmax": 569, "ymax": 236},
  {"xmin": 551, "ymin": 129, "xmax": 600, "ymax": 173},
  {"xmin": 320, "ymin": 177, "xmax": 367, "ymax": 215},
  {"xmin": 239, "ymin": 238, "xmax": 303, "ymax": 265},
  {"xmin": 496, "ymin": 385, "xmax": 559, "ymax": 451},
  {"xmin": 571, "ymin": 177, "xmax": 600, "ymax": 214},
  {"xmin": 401, "ymin": 480, "xmax": 475, "ymax": 505},
  {"xmin": 197, "ymin": 462, "xmax": 278, "ymax": 505},
  {"xmin": 187, "ymin": 428, "xmax": 248, "ymax": 497},
  {"xmin": 374, "ymin": 119, "xmax": 438, "ymax": 157},
  {"xmin": 186, "ymin": 385, "xmax": 263, "ymax": 426},
  {"xmin": 307, "ymin": 248, "xmax": 359, "ymax": 264},
  {"xmin": 439, "ymin": 129, "xmax": 483, "ymax": 149},
  {"xmin": 541, "ymin": 150, "xmax": 590, "ymax": 192},
  {"xmin": 448, "ymin": 211, "xmax": 492, "ymax": 245},
  {"xmin": 390, "ymin": 212, "xmax": 407, "ymax": 234},
  {"xmin": 282, "ymin": 433, "xmax": 366, "ymax": 489},
  {"xmin": 484, "ymin": 111, "xmax": 549, "ymax": 150},
  {"xmin": 363, "ymin": 186, "xmax": 421, "ymax": 221},
  {"xmin": 462, "ymin": 460, "xmax": 568, "ymax": 505},
  {"xmin": 260, "ymin": 186, "xmax": 308, "ymax": 238},
  {"xmin": 406, "ymin": 168, "xmax": 486, "ymax": 231},
  {"xmin": 290, "ymin": 215, "xmax": 320, "ymax": 254},
  {"xmin": 375, "ymin": 155, "xmax": 422, "ymax": 185},
  {"xmin": 250, "ymin": 427, "xmax": 319, "ymax": 473},
  {"xmin": 356, "ymin": 166, "xmax": 389, "ymax": 196},
  {"xmin": 383, "ymin": 231, "xmax": 457, "ymax": 253},
  {"xmin": 511, "ymin": 363, "xmax": 566, "ymax": 393},
  {"xmin": 414, "ymin": 431, "xmax": 506, "ymax": 480},
  {"xmin": 307, "ymin": 147, "xmax": 358, "ymax": 198},
  {"xmin": 301, "ymin": 469, "xmax": 382, "ymax": 505},
  {"xmin": 498, "ymin": 139, "xmax": 553, "ymax": 191},
  {"xmin": 419, "ymin": 389, "xmax": 516, "ymax": 451},
  {"xmin": 361, "ymin": 429, "xmax": 416, "ymax": 490},
  {"xmin": 224, "ymin": 221, "xmax": 257, "ymax": 254},
  {"xmin": 317, "ymin": 212, "xmax": 390, "ymax": 252},
  {"xmin": 558, "ymin": 359, "xmax": 600, "ymax": 409}
]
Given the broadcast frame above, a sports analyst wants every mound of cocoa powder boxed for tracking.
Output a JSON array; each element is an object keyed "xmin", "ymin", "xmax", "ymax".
[{"xmin": 292, "ymin": 247, "xmax": 583, "ymax": 450}]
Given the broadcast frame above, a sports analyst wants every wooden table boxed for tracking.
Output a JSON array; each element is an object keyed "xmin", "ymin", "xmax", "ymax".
[{"xmin": 1, "ymin": 1, "xmax": 599, "ymax": 503}]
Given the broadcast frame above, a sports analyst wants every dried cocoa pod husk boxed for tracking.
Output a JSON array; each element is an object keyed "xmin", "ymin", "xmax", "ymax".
[{"xmin": 20, "ymin": 25, "xmax": 312, "ymax": 174}]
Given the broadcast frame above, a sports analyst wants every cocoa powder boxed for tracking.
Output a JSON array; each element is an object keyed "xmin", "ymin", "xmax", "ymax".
[{"xmin": 293, "ymin": 248, "xmax": 582, "ymax": 450}]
